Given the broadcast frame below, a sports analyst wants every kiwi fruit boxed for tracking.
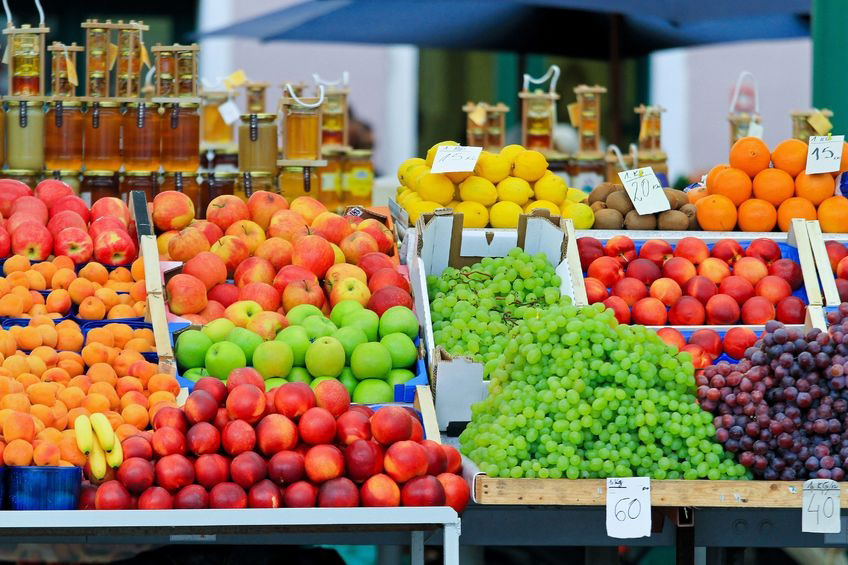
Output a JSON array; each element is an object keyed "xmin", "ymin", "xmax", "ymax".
[
  {"xmin": 590, "ymin": 201, "xmax": 607, "ymax": 213},
  {"xmin": 679, "ymin": 203, "xmax": 699, "ymax": 230},
  {"xmin": 606, "ymin": 190, "xmax": 635, "ymax": 215},
  {"xmin": 588, "ymin": 182, "xmax": 617, "ymax": 204},
  {"xmin": 593, "ymin": 208, "xmax": 624, "ymax": 230},
  {"xmin": 624, "ymin": 210, "xmax": 657, "ymax": 230},
  {"xmin": 663, "ymin": 188, "xmax": 688, "ymax": 210},
  {"xmin": 657, "ymin": 209, "xmax": 689, "ymax": 230}
]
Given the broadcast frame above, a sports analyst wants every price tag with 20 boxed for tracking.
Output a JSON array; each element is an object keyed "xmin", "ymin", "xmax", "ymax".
[
  {"xmin": 802, "ymin": 479, "xmax": 841, "ymax": 533},
  {"xmin": 806, "ymin": 135, "xmax": 844, "ymax": 175},
  {"xmin": 606, "ymin": 477, "xmax": 651, "ymax": 539},
  {"xmin": 617, "ymin": 167, "xmax": 670, "ymax": 215}
]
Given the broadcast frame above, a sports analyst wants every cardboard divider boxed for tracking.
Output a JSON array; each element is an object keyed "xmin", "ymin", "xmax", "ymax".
[{"xmin": 805, "ymin": 219, "xmax": 842, "ymax": 307}]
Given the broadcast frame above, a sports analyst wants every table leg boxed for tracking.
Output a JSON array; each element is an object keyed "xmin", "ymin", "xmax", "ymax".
[
  {"xmin": 443, "ymin": 523, "xmax": 460, "ymax": 565},
  {"xmin": 411, "ymin": 530, "xmax": 424, "ymax": 565}
]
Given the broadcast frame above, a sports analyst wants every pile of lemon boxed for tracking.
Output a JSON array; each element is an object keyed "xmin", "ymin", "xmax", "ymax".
[{"xmin": 395, "ymin": 141, "xmax": 595, "ymax": 229}]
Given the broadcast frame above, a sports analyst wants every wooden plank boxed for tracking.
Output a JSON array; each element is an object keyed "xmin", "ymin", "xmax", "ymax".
[
  {"xmin": 563, "ymin": 219, "xmax": 588, "ymax": 306},
  {"xmin": 413, "ymin": 385, "xmax": 441, "ymax": 444},
  {"xmin": 806, "ymin": 220, "xmax": 841, "ymax": 307},
  {"xmin": 789, "ymin": 218, "xmax": 823, "ymax": 306},
  {"xmin": 475, "ymin": 478, "xmax": 839, "ymax": 508}
]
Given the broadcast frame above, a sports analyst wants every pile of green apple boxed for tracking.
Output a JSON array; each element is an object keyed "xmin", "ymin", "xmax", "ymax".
[{"xmin": 175, "ymin": 300, "xmax": 420, "ymax": 404}]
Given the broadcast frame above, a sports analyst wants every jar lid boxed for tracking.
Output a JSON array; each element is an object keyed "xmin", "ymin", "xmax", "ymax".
[
  {"xmin": 89, "ymin": 71, "xmax": 106, "ymax": 78},
  {"xmin": 159, "ymin": 73, "xmax": 174, "ymax": 79},
  {"xmin": 243, "ymin": 171, "xmax": 273, "ymax": 178},
  {"xmin": 239, "ymin": 113, "xmax": 276, "ymax": 122},
  {"xmin": 174, "ymin": 102, "xmax": 200, "ymax": 108},
  {"xmin": 57, "ymin": 170, "xmax": 81, "ymax": 175},
  {"xmin": 202, "ymin": 91, "xmax": 229, "ymax": 102},
  {"xmin": 83, "ymin": 170, "xmax": 116, "ymax": 176},
  {"xmin": 126, "ymin": 101, "xmax": 156, "ymax": 108},
  {"xmin": 4, "ymin": 169, "xmax": 38, "ymax": 174},
  {"xmin": 51, "ymin": 100, "xmax": 82, "ymax": 107},
  {"xmin": 349, "ymin": 149, "xmax": 372, "ymax": 158},
  {"xmin": 124, "ymin": 171, "xmax": 155, "ymax": 177},
  {"xmin": 90, "ymin": 101, "xmax": 120, "ymax": 108},
  {"xmin": 7, "ymin": 100, "xmax": 43, "ymax": 107},
  {"xmin": 89, "ymin": 49, "xmax": 106, "ymax": 55},
  {"xmin": 204, "ymin": 171, "xmax": 238, "ymax": 180},
  {"xmin": 164, "ymin": 171, "xmax": 199, "ymax": 177}
]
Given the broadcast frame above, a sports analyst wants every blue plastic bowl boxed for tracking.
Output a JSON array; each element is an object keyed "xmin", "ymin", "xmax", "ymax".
[{"xmin": 6, "ymin": 466, "xmax": 82, "ymax": 510}]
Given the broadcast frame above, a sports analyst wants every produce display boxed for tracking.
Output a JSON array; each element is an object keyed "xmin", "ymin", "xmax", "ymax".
[
  {"xmin": 579, "ymin": 235, "xmax": 807, "ymax": 327},
  {"xmin": 395, "ymin": 141, "xmax": 593, "ymax": 228}
]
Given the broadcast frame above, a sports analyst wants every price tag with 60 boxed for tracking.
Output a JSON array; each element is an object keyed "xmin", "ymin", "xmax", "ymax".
[
  {"xmin": 617, "ymin": 167, "xmax": 670, "ymax": 215},
  {"xmin": 606, "ymin": 477, "xmax": 651, "ymax": 539},
  {"xmin": 806, "ymin": 135, "xmax": 844, "ymax": 175},
  {"xmin": 803, "ymin": 479, "xmax": 841, "ymax": 533}
]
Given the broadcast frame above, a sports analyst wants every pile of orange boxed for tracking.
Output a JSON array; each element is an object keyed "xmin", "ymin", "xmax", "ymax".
[
  {"xmin": 694, "ymin": 136, "xmax": 848, "ymax": 233},
  {"xmin": 0, "ymin": 255, "xmax": 147, "ymax": 320}
]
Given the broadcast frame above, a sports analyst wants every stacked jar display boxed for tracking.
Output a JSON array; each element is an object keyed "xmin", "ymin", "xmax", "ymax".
[
  {"xmin": 235, "ymin": 111, "xmax": 278, "ymax": 200},
  {"xmin": 161, "ymin": 102, "xmax": 201, "ymax": 210}
]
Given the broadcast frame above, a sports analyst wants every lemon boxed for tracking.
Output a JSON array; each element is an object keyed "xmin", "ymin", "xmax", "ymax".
[
  {"xmin": 454, "ymin": 201, "xmax": 489, "ymax": 228},
  {"xmin": 474, "ymin": 151, "xmax": 511, "ymax": 184},
  {"xmin": 425, "ymin": 140, "xmax": 459, "ymax": 167},
  {"xmin": 566, "ymin": 187, "xmax": 588, "ymax": 203},
  {"xmin": 408, "ymin": 200, "xmax": 442, "ymax": 224},
  {"xmin": 406, "ymin": 165, "xmax": 430, "ymax": 192},
  {"xmin": 533, "ymin": 173, "xmax": 566, "ymax": 204},
  {"xmin": 524, "ymin": 199, "xmax": 561, "ymax": 216},
  {"xmin": 447, "ymin": 200, "xmax": 461, "ymax": 209},
  {"xmin": 560, "ymin": 201, "xmax": 595, "ymax": 229},
  {"xmin": 499, "ymin": 144, "xmax": 526, "ymax": 164},
  {"xmin": 418, "ymin": 173, "xmax": 455, "ymax": 205},
  {"xmin": 496, "ymin": 177, "xmax": 533, "ymax": 206},
  {"xmin": 458, "ymin": 176, "xmax": 497, "ymax": 206},
  {"xmin": 397, "ymin": 157, "xmax": 426, "ymax": 185},
  {"xmin": 397, "ymin": 188, "xmax": 415, "ymax": 205},
  {"xmin": 489, "ymin": 201, "xmax": 523, "ymax": 228},
  {"xmin": 445, "ymin": 171, "xmax": 471, "ymax": 184},
  {"xmin": 512, "ymin": 150, "xmax": 549, "ymax": 182}
]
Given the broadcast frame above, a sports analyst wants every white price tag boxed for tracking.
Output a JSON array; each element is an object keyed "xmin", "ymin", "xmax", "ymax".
[
  {"xmin": 218, "ymin": 100, "xmax": 242, "ymax": 126},
  {"xmin": 747, "ymin": 121, "xmax": 764, "ymax": 139},
  {"xmin": 430, "ymin": 146, "xmax": 482, "ymax": 174},
  {"xmin": 806, "ymin": 135, "xmax": 844, "ymax": 174},
  {"xmin": 617, "ymin": 167, "xmax": 670, "ymax": 215},
  {"xmin": 606, "ymin": 477, "xmax": 651, "ymax": 539},
  {"xmin": 803, "ymin": 479, "xmax": 841, "ymax": 533}
]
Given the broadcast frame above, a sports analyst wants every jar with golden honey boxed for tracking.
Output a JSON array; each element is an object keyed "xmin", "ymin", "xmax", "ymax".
[
  {"xmin": 159, "ymin": 172, "xmax": 201, "ymax": 210},
  {"xmin": 341, "ymin": 150, "xmax": 374, "ymax": 207},
  {"xmin": 88, "ymin": 71, "xmax": 107, "ymax": 98},
  {"xmin": 123, "ymin": 102, "xmax": 161, "ymax": 172},
  {"xmin": 120, "ymin": 171, "xmax": 157, "ymax": 204},
  {"xmin": 200, "ymin": 171, "xmax": 237, "ymax": 215},
  {"xmin": 84, "ymin": 101, "xmax": 121, "ymax": 170},
  {"xmin": 319, "ymin": 148, "xmax": 344, "ymax": 212},
  {"xmin": 568, "ymin": 156, "xmax": 606, "ymax": 194},
  {"xmin": 3, "ymin": 169, "xmax": 39, "ymax": 188},
  {"xmin": 80, "ymin": 170, "xmax": 118, "ymax": 207},
  {"xmin": 235, "ymin": 171, "xmax": 275, "ymax": 201},
  {"xmin": 238, "ymin": 114, "xmax": 278, "ymax": 173},
  {"xmin": 283, "ymin": 103, "xmax": 321, "ymax": 160},
  {"xmin": 201, "ymin": 92, "xmax": 232, "ymax": 145},
  {"xmin": 7, "ymin": 101, "xmax": 45, "ymax": 171},
  {"xmin": 11, "ymin": 33, "xmax": 41, "ymax": 96},
  {"xmin": 51, "ymin": 170, "xmax": 81, "ymax": 193},
  {"xmin": 161, "ymin": 103, "xmax": 200, "ymax": 172},
  {"xmin": 278, "ymin": 167, "xmax": 320, "ymax": 201},
  {"xmin": 45, "ymin": 101, "xmax": 83, "ymax": 171}
]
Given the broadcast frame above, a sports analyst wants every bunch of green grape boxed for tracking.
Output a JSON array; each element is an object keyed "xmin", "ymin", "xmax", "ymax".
[
  {"xmin": 427, "ymin": 249, "xmax": 562, "ymax": 376},
  {"xmin": 459, "ymin": 300, "xmax": 748, "ymax": 480}
]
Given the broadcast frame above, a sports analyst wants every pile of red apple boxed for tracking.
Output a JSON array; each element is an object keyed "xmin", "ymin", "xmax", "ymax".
[
  {"xmin": 85, "ymin": 373, "xmax": 469, "ymax": 512},
  {"xmin": 824, "ymin": 241, "xmax": 848, "ymax": 302},
  {"xmin": 654, "ymin": 326, "xmax": 759, "ymax": 369},
  {"xmin": 154, "ymin": 191, "xmax": 412, "ymax": 326},
  {"xmin": 0, "ymin": 179, "xmax": 137, "ymax": 265},
  {"xmin": 579, "ymin": 235, "xmax": 806, "ymax": 326}
]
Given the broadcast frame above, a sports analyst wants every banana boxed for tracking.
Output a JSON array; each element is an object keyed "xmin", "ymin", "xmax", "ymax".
[
  {"xmin": 89, "ymin": 439, "xmax": 107, "ymax": 480},
  {"xmin": 74, "ymin": 414, "xmax": 93, "ymax": 455},
  {"xmin": 105, "ymin": 437, "xmax": 123, "ymax": 468},
  {"xmin": 89, "ymin": 413, "xmax": 115, "ymax": 452}
]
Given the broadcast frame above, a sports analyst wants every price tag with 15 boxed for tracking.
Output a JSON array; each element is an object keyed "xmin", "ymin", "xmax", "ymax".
[
  {"xmin": 806, "ymin": 135, "xmax": 844, "ymax": 175},
  {"xmin": 617, "ymin": 167, "xmax": 670, "ymax": 215},
  {"xmin": 606, "ymin": 477, "xmax": 651, "ymax": 539}
]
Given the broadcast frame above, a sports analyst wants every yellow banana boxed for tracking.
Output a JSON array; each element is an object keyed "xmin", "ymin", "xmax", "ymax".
[
  {"xmin": 105, "ymin": 436, "xmax": 123, "ymax": 468},
  {"xmin": 90, "ymin": 413, "xmax": 115, "ymax": 452},
  {"xmin": 89, "ymin": 439, "xmax": 107, "ymax": 480},
  {"xmin": 74, "ymin": 415, "xmax": 93, "ymax": 455}
]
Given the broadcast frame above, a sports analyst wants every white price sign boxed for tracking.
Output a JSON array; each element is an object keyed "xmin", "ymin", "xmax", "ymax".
[
  {"xmin": 806, "ymin": 135, "xmax": 844, "ymax": 174},
  {"xmin": 803, "ymin": 479, "xmax": 841, "ymax": 533},
  {"xmin": 606, "ymin": 477, "xmax": 651, "ymax": 539},
  {"xmin": 430, "ymin": 146, "xmax": 482, "ymax": 174},
  {"xmin": 218, "ymin": 100, "xmax": 241, "ymax": 126},
  {"xmin": 617, "ymin": 167, "xmax": 670, "ymax": 215},
  {"xmin": 747, "ymin": 121, "xmax": 764, "ymax": 139}
]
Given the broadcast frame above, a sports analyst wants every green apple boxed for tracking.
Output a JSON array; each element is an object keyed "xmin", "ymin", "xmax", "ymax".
[
  {"xmin": 353, "ymin": 379, "xmax": 393, "ymax": 404},
  {"xmin": 286, "ymin": 304, "xmax": 324, "ymax": 326},
  {"xmin": 330, "ymin": 300, "xmax": 364, "ymax": 327},
  {"xmin": 387, "ymin": 368, "xmax": 415, "ymax": 387},
  {"xmin": 310, "ymin": 376, "xmax": 336, "ymax": 390},
  {"xmin": 288, "ymin": 367, "xmax": 312, "ymax": 384},
  {"xmin": 204, "ymin": 341, "xmax": 247, "ymax": 380},
  {"xmin": 302, "ymin": 316, "xmax": 338, "ymax": 340},
  {"xmin": 175, "ymin": 330, "xmax": 213, "ymax": 370},
  {"xmin": 201, "ymin": 318, "xmax": 236, "ymax": 342},
  {"xmin": 182, "ymin": 367, "xmax": 210, "ymax": 382},
  {"xmin": 339, "ymin": 367, "xmax": 358, "ymax": 396},
  {"xmin": 276, "ymin": 326, "xmax": 310, "ymax": 366},
  {"xmin": 342, "ymin": 309, "xmax": 379, "ymax": 341},
  {"xmin": 305, "ymin": 336, "xmax": 346, "ymax": 377},
  {"xmin": 333, "ymin": 326, "xmax": 368, "ymax": 363},
  {"xmin": 252, "ymin": 341, "xmax": 294, "ymax": 379},
  {"xmin": 227, "ymin": 327, "xmax": 263, "ymax": 364},
  {"xmin": 379, "ymin": 306, "xmax": 418, "ymax": 339},
  {"xmin": 265, "ymin": 377, "xmax": 287, "ymax": 389},
  {"xmin": 380, "ymin": 333, "xmax": 417, "ymax": 369},
  {"xmin": 350, "ymin": 342, "xmax": 392, "ymax": 380}
]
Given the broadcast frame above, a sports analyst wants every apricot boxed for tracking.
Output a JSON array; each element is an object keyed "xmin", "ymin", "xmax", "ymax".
[
  {"xmin": 120, "ymin": 390, "xmax": 149, "ymax": 410},
  {"xmin": 130, "ymin": 280, "xmax": 147, "ymax": 302},
  {"xmin": 115, "ymin": 423, "xmax": 142, "ymax": 442},
  {"xmin": 148, "ymin": 390, "xmax": 177, "ymax": 408},
  {"xmin": 0, "ymin": 294, "xmax": 24, "ymax": 317},
  {"xmin": 81, "ymin": 342, "xmax": 111, "ymax": 366},
  {"xmin": 24, "ymin": 270, "xmax": 46, "ymax": 290},
  {"xmin": 94, "ymin": 288, "xmax": 120, "ymax": 311},
  {"xmin": 109, "ymin": 267, "xmax": 133, "ymax": 283},
  {"xmin": 113, "ymin": 350, "xmax": 144, "ymax": 378},
  {"xmin": 58, "ymin": 386, "xmax": 86, "ymax": 409},
  {"xmin": 52, "ymin": 255, "xmax": 75, "ymax": 271},
  {"xmin": 78, "ymin": 296, "xmax": 106, "ymax": 320},
  {"xmin": 68, "ymin": 278, "xmax": 96, "ymax": 305},
  {"xmin": 87, "ymin": 362, "xmax": 118, "ymax": 386},
  {"xmin": 30, "ymin": 404, "xmax": 55, "ymax": 428},
  {"xmin": 131, "ymin": 258, "xmax": 145, "ymax": 282},
  {"xmin": 42, "ymin": 367, "xmax": 71, "ymax": 385},
  {"xmin": 66, "ymin": 407, "xmax": 91, "ymax": 428},
  {"xmin": 31, "ymin": 262, "xmax": 57, "ymax": 286},
  {"xmin": 16, "ymin": 372, "xmax": 40, "ymax": 389},
  {"xmin": 55, "ymin": 328, "xmax": 84, "ymax": 352},
  {"xmin": 89, "ymin": 382, "xmax": 120, "ymax": 410},
  {"xmin": 79, "ymin": 262, "xmax": 109, "ymax": 285},
  {"xmin": 59, "ymin": 434, "xmax": 87, "ymax": 466},
  {"xmin": 122, "ymin": 404, "xmax": 149, "ymax": 430},
  {"xmin": 124, "ymin": 338, "xmax": 153, "ymax": 353},
  {"xmin": 4, "ymin": 438, "xmax": 33, "ymax": 466},
  {"xmin": 27, "ymin": 382, "xmax": 58, "ymax": 406},
  {"xmin": 83, "ymin": 393, "xmax": 110, "ymax": 413},
  {"xmin": 51, "ymin": 400, "xmax": 68, "ymax": 430},
  {"xmin": 108, "ymin": 304, "xmax": 137, "ymax": 320},
  {"xmin": 3, "ymin": 255, "xmax": 30, "ymax": 275},
  {"xmin": 36, "ymin": 427, "xmax": 63, "ymax": 444},
  {"xmin": 85, "ymin": 327, "xmax": 114, "ymax": 348},
  {"xmin": 36, "ymin": 325, "xmax": 58, "ymax": 349},
  {"xmin": 108, "ymin": 324, "xmax": 134, "ymax": 348},
  {"xmin": 51, "ymin": 268, "xmax": 77, "ymax": 290}
]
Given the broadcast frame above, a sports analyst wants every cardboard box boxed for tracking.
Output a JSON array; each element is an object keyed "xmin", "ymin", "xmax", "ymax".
[{"xmin": 410, "ymin": 209, "xmax": 579, "ymax": 431}]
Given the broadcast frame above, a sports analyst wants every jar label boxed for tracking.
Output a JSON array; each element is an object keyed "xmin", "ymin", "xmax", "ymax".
[
  {"xmin": 171, "ymin": 105, "xmax": 179, "ymax": 129},
  {"xmin": 137, "ymin": 102, "xmax": 146, "ymax": 129},
  {"xmin": 345, "ymin": 168, "xmax": 373, "ymax": 197},
  {"xmin": 243, "ymin": 172, "xmax": 253, "ymax": 197},
  {"xmin": 321, "ymin": 172, "xmax": 339, "ymax": 192},
  {"xmin": 19, "ymin": 102, "xmax": 27, "ymax": 129},
  {"xmin": 92, "ymin": 103, "xmax": 100, "ymax": 129},
  {"xmin": 175, "ymin": 172, "xmax": 184, "ymax": 192},
  {"xmin": 249, "ymin": 114, "xmax": 258, "ymax": 142},
  {"xmin": 55, "ymin": 100, "xmax": 63, "ymax": 128}
]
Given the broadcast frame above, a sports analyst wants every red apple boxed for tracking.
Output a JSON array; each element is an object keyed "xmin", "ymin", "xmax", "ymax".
[
  {"xmin": 234, "ymin": 256, "xmax": 276, "ymax": 287},
  {"xmin": 358, "ymin": 253, "xmax": 395, "ymax": 279},
  {"xmin": 167, "ymin": 227, "xmax": 210, "ymax": 263},
  {"xmin": 311, "ymin": 212, "xmax": 353, "ymax": 245},
  {"xmin": 273, "ymin": 264, "xmax": 319, "ymax": 296},
  {"xmin": 329, "ymin": 277, "xmax": 371, "ymax": 307},
  {"xmin": 282, "ymin": 279, "xmax": 325, "ymax": 312},
  {"xmin": 206, "ymin": 194, "xmax": 249, "ymax": 231},
  {"xmin": 50, "ymin": 194, "xmax": 90, "ymax": 223},
  {"xmin": 357, "ymin": 219, "xmax": 393, "ymax": 253},
  {"xmin": 54, "ymin": 227, "xmax": 93, "ymax": 264},
  {"xmin": 189, "ymin": 219, "xmax": 225, "ymax": 246},
  {"xmin": 210, "ymin": 235, "xmax": 250, "ymax": 276},
  {"xmin": 35, "ymin": 179, "xmax": 74, "ymax": 208},
  {"xmin": 255, "ymin": 237, "xmax": 294, "ymax": 270},
  {"xmin": 91, "ymin": 196, "xmax": 131, "ymax": 227},
  {"xmin": 366, "ymin": 286, "xmax": 413, "ymax": 316},
  {"xmin": 368, "ymin": 268, "xmax": 410, "ymax": 294},
  {"xmin": 290, "ymin": 196, "xmax": 327, "ymax": 224},
  {"xmin": 183, "ymin": 252, "xmax": 228, "ymax": 291},
  {"xmin": 93, "ymin": 229, "xmax": 137, "ymax": 265},
  {"xmin": 292, "ymin": 235, "xmax": 335, "ymax": 278},
  {"xmin": 340, "ymin": 232, "xmax": 379, "ymax": 264},
  {"xmin": 0, "ymin": 179, "xmax": 31, "ymax": 217},
  {"xmin": 166, "ymin": 273, "xmax": 208, "ymax": 316},
  {"xmin": 47, "ymin": 210, "xmax": 87, "ymax": 238},
  {"xmin": 248, "ymin": 190, "xmax": 289, "ymax": 231},
  {"xmin": 268, "ymin": 209, "xmax": 309, "ymax": 242},
  {"xmin": 11, "ymin": 195, "xmax": 48, "ymax": 224},
  {"xmin": 11, "ymin": 221, "xmax": 52, "ymax": 260}
]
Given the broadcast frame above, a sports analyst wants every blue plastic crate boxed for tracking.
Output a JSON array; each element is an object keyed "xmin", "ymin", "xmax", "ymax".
[
  {"xmin": 6, "ymin": 466, "xmax": 81, "ymax": 510},
  {"xmin": 1, "ymin": 315, "xmax": 72, "ymax": 329}
]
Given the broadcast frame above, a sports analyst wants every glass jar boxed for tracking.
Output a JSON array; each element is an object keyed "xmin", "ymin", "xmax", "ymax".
[
  {"xmin": 161, "ymin": 103, "xmax": 200, "ymax": 172},
  {"xmin": 51, "ymin": 170, "xmax": 81, "ymax": 193},
  {"xmin": 0, "ymin": 107, "xmax": 5, "ymax": 169},
  {"xmin": 123, "ymin": 102, "xmax": 161, "ymax": 172},
  {"xmin": 567, "ymin": 157, "xmax": 606, "ymax": 194},
  {"xmin": 319, "ymin": 149, "xmax": 344, "ymax": 212},
  {"xmin": 11, "ymin": 33, "xmax": 41, "ymax": 96},
  {"xmin": 45, "ymin": 101, "xmax": 83, "ymax": 171},
  {"xmin": 7, "ymin": 101, "xmax": 45, "ymax": 171},
  {"xmin": 200, "ymin": 171, "xmax": 237, "ymax": 216},
  {"xmin": 278, "ymin": 167, "xmax": 319, "ymax": 201},
  {"xmin": 342, "ymin": 150, "xmax": 374, "ymax": 207},
  {"xmin": 120, "ymin": 171, "xmax": 157, "ymax": 204},
  {"xmin": 321, "ymin": 92, "xmax": 345, "ymax": 147},
  {"xmin": 84, "ymin": 101, "xmax": 121, "ymax": 170},
  {"xmin": 3, "ymin": 169, "xmax": 39, "ymax": 188},
  {"xmin": 238, "ymin": 113, "xmax": 278, "ymax": 173},
  {"xmin": 159, "ymin": 172, "xmax": 201, "ymax": 211},
  {"xmin": 283, "ymin": 104, "xmax": 321, "ymax": 160},
  {"xmin": 235, "ymin": 171, "xmax": 275, "ymax": 201},
  {"xmin": 201, "ymin": 92, "xmax": 232, "ymax": 145},
  {"xmin": 159, "ymin": 73, "xmax": 175, "ymax": 97},
  {"xmin": 80, "ymin": 170, "xmax": 118, "ymax": 207},
  {"xmin": 88, "ymin": 70, "xmax": 107, "ymax": 98}
]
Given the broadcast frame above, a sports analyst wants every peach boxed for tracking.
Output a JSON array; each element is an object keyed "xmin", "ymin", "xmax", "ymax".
[
  {"xmin": 248, "ymin": 479, "xmax": 282, "ymax": 508},
  {"xmin": 755, "ymin": 275, "xmax": 792, "ymax": 304},
  {"xmin": 718, "ymin": 275, "xmax": 755, "ymax": 306},
  {"xmin": 118, "ymin": 457, "xmax": 156, "ymax": 494},
  {"xmin": 94, "ymin": 480, "xmax": 131, "ymax": 509},
  {"xmin": 604, "ymin": 235, "xmax": 636, "ymax": 265},
  {"xmin": 268, "ymin": 450, "xmax": 305, "ymax": 484},
  {"xmin": 684, "ymin": 275, "xmax": 718, "ymax": 305},
  {"xmin": 248, "ymin": 190, "xmax": 289, "ymax": 231},
  {"xmin": 318, "ymin": 477, "xmax": 360, "ymax": 508},
  {"xmin": 274, "ymin": 382, "xmax": 317, "ymax": 420},
  {"xmin": 625, "ymin": 258, "xmax": 661, "ymax": 285},
  {"xmin": 584, "ymin": 277, "xmax": 609, "ymax": 304},
  {"xmin": 254, "ymin": 237, "xmax": 294, "ymax": 271},
  {"xmin": 697, "ymin": 257, "xmax": 731, "ymax": 284},
  {"xmin": 837, "ymin": 279, "xmax": 848, "ymax": 302},
  {"xmin": 209, "ymin": 482, "xmax": 247, "ymax": 509},
  {"xmin": 221, "ymin": 419, "xmax": 256, "ymax": 456},
  {"xmin": 184, "ymin": 390, "xmax": 218, "ymax": 425},
  {"xmin": 723, "ymin": 327, "xmax": 757, "ymax": 359},
  {"xmin": 769, "ymin": 259, "xmax": 803, "ymax": 290},
  {"xmin": 732, "ymin": 256, "xmax": 768, "ymax": 285},
  {"xmin": 361, "ymin": 473, "xmax": 401, "ymax": 507},
  {"xmin": 630, "ymin": 297, "xmax": 667, "ymax": 326},
  {"xmin": 314, "ymin": 379, "xmax": 350, "ymax": 418},
  {"xmin": 226, "ymin": 384, "xmax": 266, "ymax": 424},
  {"xmin": 649, "ymin": 278, "xmax": 683, "ymax": 307},
  {"xmin": 656, "ymin": 327, "xmax": 685, "ymax": 350},
  {"xmin": 174, "ymin": 484, "xmax": 209, "ymax": 509},
  {"xmin": 370, "ymin": 406, "xmax": 412, "ymax": 446},
  {"xmin": 284, "ymin": 481, "xmax": 318, "ymax": 508},
  {"xmin": 383, "ymin": 440, "xmax": 428, "ymax": 483},
  {"xmin": 825, "ymin": 241, "xmax": 848, "ymax": 273},
  {"xmin": 776, "ymin": 296, "xmax": 806, "ymax": 324},
  {"xmin": 638, "ymin": 239, "xmax": 673, "ymax": 267},
  {"xmin": 668, "ymin": 295, "xmax": 705, "ymax": 325},
  {"xmin": 233, "ymin": 256, "xmax": 276, "ymax": 288},
  {"xmin": 587, "ymin": 256, "xmax": 624, "ymax": 288},
  {"xmin": 745, "ymin": 238, "xmax": 781, "ymax": 265},
  {"xmin": 602, "ymin": 296, "xmax": 630, "ymax": 324},
  {"xmin": 256, "ymin": 413, "xmax": 298, "ymax": 455},
  {"xmin": 166, "ymin": 274, "xmax": 207, "ymax": 316},
  {"xmin": 206, "ymin": 195, "xmax": 250, "ymax": 232},
  {"xmin": 611, "ymin": 277, "xmax": 647, "ymax": 307},
  {"xmin": 152, "ymin": 405, "xmax": 188, "ymax": 434},
  {"xmin": 336, "ymin": 410, "xmax": 372, "ymax": 446},
  {"xmin": 838, "ymin": 256, "xmax": 848, "ymax": 280},
  {"xmin": 437, "ymin": 472, "xmax": 470, "ymax": 514},
  {"xmin": 661, "ymin": 257, "xmax": 696, "ymax": 287},
  {"xmin": 689, "ymin": 328, "xmax": 722, "ymax": 359},
  {"xmin": 299, "ymin": 407, "xmax": 336, "ymax": 445},
  {"xmin": 681, "ymin": 344, "xmax": 711, "ymax": 369},
  {"xmin": 155, "ymin": 453, "xmax": 195, "ymax": 493},
  {"xmin": 577, "ymin": 237, "xmax": 604, "ymax": 270},
  {"xmin": 705, "ymin": 294, "xmax": 740, "ymax": 325},
  {"xmin": 194, "ymin": 453, "xmax": 230, "ymax": 488},
  {"xmin": 674, "ymin": 237, "xmax": 710, "ymax": 265},
  {"xmin": 231, "ymin": 450, "xmax": 268, "ymax": 488},
  {"xmin": 305, "ymin": 444, "xmax": 345, "ymax": 483}
]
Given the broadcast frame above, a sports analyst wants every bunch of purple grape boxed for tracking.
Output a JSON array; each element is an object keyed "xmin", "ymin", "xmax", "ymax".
[{"xmin": 696, "ymin": 303, "xmax": 848, "ymax": 480}]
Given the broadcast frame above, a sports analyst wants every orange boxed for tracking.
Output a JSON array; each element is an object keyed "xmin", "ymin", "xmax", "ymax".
[
  {"xmin": 3, "ymin": 255, "xmax": 29, "ymax": 275},
  {"xmin": 3, "ymin": 438, "xmax": 33, "ymax": 466},
  {"xmin": 777, "ymin": 197, "xmax": 818, "ymax": 231},
  {"xmin": 709, "ymin": 168, "xmax": 752, "ymax": 207},
  {"xmin": 729, "ymin": 137, "xmax": 771, "ymax": 177},
  {"xmin": 705, "ymin": 164, "xmax": 729, "ymax": 192},
  {"xmin": 771, "ymin": 139, "xmax": 808, "ymax": 177},
  {"xmin": 795, "ymin": 172, "xmax": 836, "ymax": 206},
  {"xmin": 79, "ymin": 262, "xmax": 109, "ymax": 286},
  {"xmin": 752, "ymin": 169, "xmax": 794, "ymax": 207},
  {"xmin": 131, "ymin": 258, "xmax": 145, "ymax": 282},
  {"xmin": 817, "ymin": 196, "xmax": 848, "ymax": 233},
  {"xmin": 696, "ymin": 194, "xmax": 738, "ymax": 231},
  {"xmin": 838, "ymin": 142, "xmax": 848, "ymax": 175},
  {"xmin": 687, "ymin": 186, "xmax": 708, "ymax": 205}
]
